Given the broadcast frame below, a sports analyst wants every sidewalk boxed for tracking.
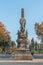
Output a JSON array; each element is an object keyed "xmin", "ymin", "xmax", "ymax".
[{"xmin": 0, "ymin": 59, "xmax": 43, "ymax": 62}]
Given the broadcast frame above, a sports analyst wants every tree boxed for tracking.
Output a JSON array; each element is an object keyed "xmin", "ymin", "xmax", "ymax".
[
  {"xmin": 11, "ymin": 41, "xmax": 16, "ymax": 47},
  {"xmin": 35, "ymin": 41, "xmax": 39, "ymax": 51},
  {"xmin": 29, "ymin": 38, "xmax": 35, "ymax": 55},
  {"xmin": 31, "ymin": 38, "xmax": 34, "ymax": 46},
  {"xmin": 0, "ymin": 22, "xmax": 11, "ymax": 51}
]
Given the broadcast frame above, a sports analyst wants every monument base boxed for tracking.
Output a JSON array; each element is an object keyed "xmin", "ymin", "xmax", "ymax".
[{"xmin": 14, "ymin": 48, "xmax": 32, "ymax": 60}]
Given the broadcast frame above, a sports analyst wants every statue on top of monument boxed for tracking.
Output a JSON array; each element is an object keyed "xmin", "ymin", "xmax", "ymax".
[{"xmin": 20, "ymin": 8, "xmax": 26, "ymax": 32}]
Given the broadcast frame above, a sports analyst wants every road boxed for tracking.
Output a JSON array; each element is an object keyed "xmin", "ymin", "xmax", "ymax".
[{"xmin": 0, "ymin": 62, "xmax": 43, "ymax": 65}]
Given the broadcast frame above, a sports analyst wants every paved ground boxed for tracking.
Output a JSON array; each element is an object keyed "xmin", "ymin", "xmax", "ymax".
[
  {"xmin": 0, "ymin": 62, "xmax": 43, "ymax": 65},
  {"xmin": 0, "ymin": 59, "xmax": 43, "ymax": 65},
  {"xmin": 0, "ymin": 59, "xmax": 43, "ymax": 62}
]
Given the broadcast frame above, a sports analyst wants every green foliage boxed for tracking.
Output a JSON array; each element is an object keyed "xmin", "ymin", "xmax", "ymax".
[
  {"xmin": 11, "ymin": 41, "xmax": 16, "ymax": 47},
  {"xmin": 34, "ymin": 41, "xmax": 40, "ymax": 53},
  {"xmin": 31, "ymin": 38, "xmax": 34, "ymax": 45},
  {"xmin": 0, "ymin": 41, "xmax": 9, "ymax": 47}
]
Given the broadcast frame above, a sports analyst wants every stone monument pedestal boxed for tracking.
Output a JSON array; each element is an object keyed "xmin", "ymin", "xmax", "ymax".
[{"xmin": 14, "ymin": 48, "xmax": 32, "ymax": 60}]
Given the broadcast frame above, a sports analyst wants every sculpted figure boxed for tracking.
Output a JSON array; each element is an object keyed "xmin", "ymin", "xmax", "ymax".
[{"xmin": 20, "ymin": 18, "xmax": 26, "ymax": 32}]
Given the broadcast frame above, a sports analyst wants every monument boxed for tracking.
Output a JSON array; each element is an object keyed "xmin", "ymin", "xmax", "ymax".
[{"xmin": 14, "ymin": 8, "xmax": 32, "ymax": 60}]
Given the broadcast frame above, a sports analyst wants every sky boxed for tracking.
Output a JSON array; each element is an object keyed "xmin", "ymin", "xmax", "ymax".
[{"xmin": 0, "ymin": 0, "xmax": 43, "ymax": 43}]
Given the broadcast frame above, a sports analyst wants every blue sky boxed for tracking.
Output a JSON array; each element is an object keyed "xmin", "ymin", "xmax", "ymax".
[{"xmin": 0, "ymin": 0, "xmax": 43, "ymax": 43}]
